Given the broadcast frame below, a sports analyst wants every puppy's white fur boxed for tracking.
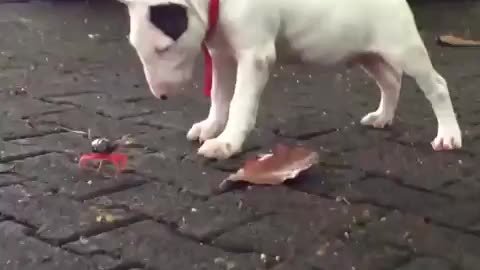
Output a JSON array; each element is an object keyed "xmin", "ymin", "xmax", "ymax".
[{"xmin": 122, "ymin": 0, "xmax": 462, "ymax": 159}]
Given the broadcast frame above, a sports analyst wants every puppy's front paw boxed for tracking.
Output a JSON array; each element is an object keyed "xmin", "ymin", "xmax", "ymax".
[
  {"xmin": 187, "ymin": 119, "xmax": 224, "ymax": 143},
  {"xmin": 197, "ymin": 137, "xmax": 241, "ymax": 160},
  {"xmin": 431, "ymin": 125, "xmax": 462, "ymax": 151},
  {"xmin": 360, "ymin": 111, "xmax": 393, "ymax": 128}
]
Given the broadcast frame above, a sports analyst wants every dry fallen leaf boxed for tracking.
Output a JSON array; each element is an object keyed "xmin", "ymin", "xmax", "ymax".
[
  {"xmin": 438, "ymin": 34, "xmax": 480, "ymax": 47},
  {"xmin": 219, "ymin": 144, "xmax": 319, "ymax": 188}
]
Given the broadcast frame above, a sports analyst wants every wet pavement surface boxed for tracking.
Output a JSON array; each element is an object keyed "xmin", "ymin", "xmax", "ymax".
[{"xmin": 0, "ymin": 1, "xmax": 480, "ymax": 269}]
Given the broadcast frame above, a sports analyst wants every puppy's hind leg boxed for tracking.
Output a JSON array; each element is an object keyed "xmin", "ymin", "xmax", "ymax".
[
  {"xmin": 358, "ymin": 54, "xmax": 403, "ymax": 128},
  {"xmin": 398, "ymin": 44, "xmax": 461, "ymax": 151}
]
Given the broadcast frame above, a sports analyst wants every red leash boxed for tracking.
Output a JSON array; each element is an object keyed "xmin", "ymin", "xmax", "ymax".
[{"xmin": 202, "ymin": 0, "xmax": 220, "ymax": 97}]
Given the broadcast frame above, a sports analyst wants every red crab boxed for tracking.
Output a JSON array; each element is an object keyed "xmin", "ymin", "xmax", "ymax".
[{"xmin": 79, "ymin": 137, "xmax": 128, "ymax": 173}]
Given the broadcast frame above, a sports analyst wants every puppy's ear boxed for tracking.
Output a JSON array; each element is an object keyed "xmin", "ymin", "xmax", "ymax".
[{"xmin": 149, "ymin": 4, "xmax": 188, "ymax": 41}]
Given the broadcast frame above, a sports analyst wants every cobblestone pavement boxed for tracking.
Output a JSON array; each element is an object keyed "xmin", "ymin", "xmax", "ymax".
[{"xmin": 0, "ymin": 1, "xmax": 479, "ymax": 270}]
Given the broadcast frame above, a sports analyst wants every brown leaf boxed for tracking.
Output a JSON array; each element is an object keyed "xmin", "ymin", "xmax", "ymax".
[
  {"xmin": 438, "ymin": 34, "xmax": 480, "ymax": 47},
  {"xmin": 220, "ymin": 144, "xmax": 319, "ymax": 188}
]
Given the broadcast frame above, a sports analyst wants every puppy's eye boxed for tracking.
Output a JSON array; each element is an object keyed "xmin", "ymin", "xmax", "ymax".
[{"xmin": 154, "ymin": 46, "xmax": 170, "ymax": 55}]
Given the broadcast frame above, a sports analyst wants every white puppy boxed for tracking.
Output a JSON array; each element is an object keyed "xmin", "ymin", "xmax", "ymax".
[{"xmin": 120, "ymin": 0, "xmax": 462, "ymax": 159}]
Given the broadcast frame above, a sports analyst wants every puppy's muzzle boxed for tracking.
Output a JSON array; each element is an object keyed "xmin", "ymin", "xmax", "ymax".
[{"xmin": 148, "ymin": 81, "xmax": 179, "ymax": 100}]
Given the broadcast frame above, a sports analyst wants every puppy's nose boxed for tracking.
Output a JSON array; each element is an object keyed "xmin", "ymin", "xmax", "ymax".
[{"xmin": 148, "ymin": 84, "xmax": 171, "ymax": 100}]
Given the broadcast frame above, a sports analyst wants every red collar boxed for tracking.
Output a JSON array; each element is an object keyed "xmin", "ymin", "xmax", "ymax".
[{"xmin": 202, "ymin": 0, "xmax": 220, "ymax": 97}]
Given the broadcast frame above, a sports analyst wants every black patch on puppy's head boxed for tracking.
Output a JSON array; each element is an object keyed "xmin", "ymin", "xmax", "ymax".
[{"xmin": 149, "ymin": 4, "xmax": 188, "ymax": 41}]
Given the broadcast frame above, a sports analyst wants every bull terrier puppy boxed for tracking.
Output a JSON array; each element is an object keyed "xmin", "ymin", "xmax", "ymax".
[{"xmin": 119, "ymin": 0, "xmax": 462, "ymax": 159}]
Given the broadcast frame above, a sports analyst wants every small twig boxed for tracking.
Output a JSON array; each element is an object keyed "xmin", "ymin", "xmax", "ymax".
[
  {"xmin": 58, "ymin": 126, "xmax": 93, "ymax": 139},
  {"xmin": 59, "ymin": 126, "xmax": 88, "ymax": 135}
]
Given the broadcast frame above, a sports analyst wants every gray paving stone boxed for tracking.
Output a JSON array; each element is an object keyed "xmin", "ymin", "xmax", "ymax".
[
  {"xmin": 210, "ymin": 188, "xmax": 382, "ymax": 257},
  {"xmin": 178, "ymin": 192, "xmax": 264, "ymax": 241},
  {"xmin": 272, "ymin": 240, "xmax": 409, "ymax": 270},
  {"xmin": 9, "ymin": 132, "xmax": 89, "ymax": 153},
  {"xmin": 0, "ymin": 92, "xmax": 71, "ymax": 119},
  {"xmin": 66, "ymin": 220, "xmax": 265, "ymax": 270},
  {"xmin": 395, "ymin": 257, "xmax": 452, "ymax": 270},
  {"xmin": 0, "ymin": 184, "xmax": 140, "ymax": 244},
  {"xmin": 0, "ymin": 173, "xmax": 28, "ymax": 187},
  {"xmin": 334, "ymin": 177, "xmax": 480, "ymax": 227},
  {"xmin": 438, "ymin": 179, "xmax": 480, "ymax": 199},
  {"xmin": 0, "ymin": 221, "xmax": 116, "ymax": 270},
  {"xmin": 90, "ymin": 181, "xmax": 198, "ymax": 225},
  {"xmin": 355, "ymin": 211, "xmax": 480, "ymax": 270},
  {"xmin": 0, "ymin": 117, "xmax": 57, "ymax": 140},
  {"xmin": 340, "ymin": 142, "xmax": 476, "ymax": 190},
  {"xmin": 29, "ymin": 110, "xmax": 152, "ymax": 140},
  {"xmin": 131, "ymin": 152, "xmax": 228, "ymax": 196},
  {"xmin": 0, "ymin": 139, "xmax": 46, "ymax": 163},
  {"xmin": 12, "ymin": 152, "xmax": 147, "ymax": 200},
  {"xmin": 46, "ymin": 92, "xmax": 152, "ymax": 120}
]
